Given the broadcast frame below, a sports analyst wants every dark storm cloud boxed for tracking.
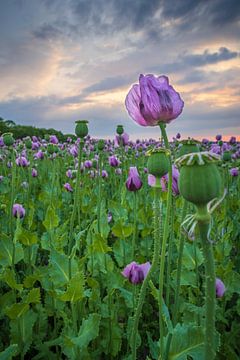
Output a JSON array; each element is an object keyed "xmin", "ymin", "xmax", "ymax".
[
  {"xmin": 149, "ymin": 47, "xmax": 239, "ymax": 75},
  {"xmin": 83, "ymin": 76, "xmax": 130, "ymax": 94}
]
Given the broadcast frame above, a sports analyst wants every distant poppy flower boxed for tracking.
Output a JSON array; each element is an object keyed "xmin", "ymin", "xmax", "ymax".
[
  {"xmin": 122, "ymin": 261, "xmax": 151, "ymax": 284},
  {"xmin": 16, "ymin": 156, "xmax": 29, "ymax": 167},
  {"xmin": 230, "ymin": 168, "xmax": 239, "ymax": 177},
  {"xmin": 64, "ymin": 183, "xmax": 73, "ymax": 192},
  {"xmin": 50, "ymin": 135, "xmax": 58, "ymax": 144},
  {"xmin": 216, "ymin": 134, "xmax": 222, "ymax": 141},
  {"xmin": 12, "ymin": 204, "xmax": 25, "ymax": 218},
  {"xmin": 125, "ymin": 74, "xmax": 184, "ymax": 126},
  {"xmin": 126, "ymin": 167, "xmax": 142, "ymax": 191},
  {"xmin": 31, "ymin": 168, "xmax": 38, "ymax": 177},
  {"xmin": 115, "ymin": 132, "xmax": 129, "ymax": 147},
  {"xmin": 109, "ymin": 155, "xmax": 120, "ymax": 167},
  {"xmin": 216, "ymin": 278, "xmax": 226, "ymax": 298}
]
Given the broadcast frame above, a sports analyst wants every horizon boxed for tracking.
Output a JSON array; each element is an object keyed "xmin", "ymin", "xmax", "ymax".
[{"xmin": 0, "ymin": 0, "xmax": 239, "ymax": 140}]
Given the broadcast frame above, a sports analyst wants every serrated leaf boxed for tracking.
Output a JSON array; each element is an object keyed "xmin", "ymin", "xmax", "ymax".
[
  {"xmin": 182, "ymin": 243, "xmax": 203, "ymax": 270},
  {"xmin": 72, "ymin": 313, "xmax": 101, "ymax": 348},
  {"xmin": 49, "ymin": 250, "xmax": 77, "ymax": 287},
  {"xmin": 26, "ymin": 288, "xmax": 41, "ymax": 304},
  {"xmin": 60, "ymin": 272, "xmax": 85, "ymax": 302},
  {"xmin": 23, "ymin": 273, "xmax": 41, "ymax": 288},
  {"xmin": 112, "ymin": 222, "xmax": 133, "ymax": 238},
  {"xmin": 0, "ymin": 344, "xmax": 18, "ymax": 360},
  {"xmin": 43, "ymin": 205, "xmax": 59, "ymax": 231},
  {"xmin": 6, "ymin": 303, "xmax": 29, "ymax": 319},
  {"xmin": 0, "ymin": 238, "xmax": 24, "ymax": 266},
  {"xmin": 2, "ymin": 269, "xmax": 23, "ymax": 291},
  {"xmin": 169, "ymin": 324, "xmax": 204, "ymax": 360},
  {"xmin": 16, "ymin": 228, "xmax": 38, "ymax": 246},
  {"xmin": 91, "ymin": 234, "xmax": 112, "ymax": 253}
]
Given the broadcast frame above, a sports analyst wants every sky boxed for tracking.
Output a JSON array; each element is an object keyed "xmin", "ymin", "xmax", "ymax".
[{"xmin": 0, "ymin": 0, "xmax": 239, "ymax": 141}]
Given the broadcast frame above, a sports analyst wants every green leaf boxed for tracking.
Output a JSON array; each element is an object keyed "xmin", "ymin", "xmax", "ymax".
[
  {"xmin": 43, "ymin": 205, "xmax": 59, "ymax": 231},
  {"xmin": 0, "ymin": 238, "xmax": 24, "ymax": 266},
  {"xmin": 17, "ymin": 228, "xmax": 38, "ymax": 246},
  {"xmin": 0, "ymin": 344, "xmax": 18, "ymax": 360},
  {"xmin": 49, "ymin": 250, "xmax": 77, "ymax": 287},
  {"xmin": 91, "ymin": 234, "xmax": 112, "ymax": 253},
  {"xmin": 6, "ymin": 303, "xmax": 29, "ymax": 319},
  {"xmin": 60, "ymin": 272, "xmax": 85, "ymax": 303},
  {"xmin": 182, "ymin": 243, "xmax": 203, "ymax": 270},
  {"xmin": 26, "ymin": 288, "xmax": 41, "ymax": 304},
  {"xmin": 112, "ymin": 221, "xmax": 133, "ymax": 238},
  {"xmin": 2, "ymin": 269, "xmax": 23, "ymax": 291},
  {"xmin": 169, "ymin": 324, "xmax": 204, "ymax": 360},
  {"xmin": 72, "ymin": 313, "xmax": 101, "ymax": 349}
]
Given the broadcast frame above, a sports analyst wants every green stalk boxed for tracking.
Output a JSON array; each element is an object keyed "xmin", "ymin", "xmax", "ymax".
[
  {"xmin": 198, "ymin": 207, "xmax": 216, "ymax": 360},
  {"xmin": 68, "ymin": 140, "xmax": 83, "ymax": 278},
  {"xmin": 9, "ymin": 148, "xmax": 16, "ymax": 236},
  {"xmin": 132, "ymin": 191, "xmax": 137, "ymax": 259},
  {"xmin": 158, "ymin": 123, "xmax": 172, "ymax": 359},
  {"xmin": 166, "ymin": 197, "xmax": 174, "ymax": 307},
  {"xmin": 97, "ymin": 151, "xmax": 102, "ymax": 234},
  {"xmin": 131, "ymin": 186, "xmax": 162, "ymax": 360}
]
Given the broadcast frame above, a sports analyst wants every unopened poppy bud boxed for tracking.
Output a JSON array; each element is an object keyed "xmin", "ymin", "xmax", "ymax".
[
  {"xmin": 147, "ymin": 149, "xmax": 170, "ymax": 178},
  {"xmin": 175, "ymin": 152, "xmax": 222, "ymax": 207},
  {"xmin": 75, "ymin": 120, "xmax": 88, "ymax": 138},
  {"xmin": 25, "ymin": 139, "xmax": 32, "ymax": 149}
]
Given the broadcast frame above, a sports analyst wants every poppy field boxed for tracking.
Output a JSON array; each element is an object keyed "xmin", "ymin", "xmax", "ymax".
[{"xmin": 0, "ymin": 75, "xmax": 240, "ymax": 360}]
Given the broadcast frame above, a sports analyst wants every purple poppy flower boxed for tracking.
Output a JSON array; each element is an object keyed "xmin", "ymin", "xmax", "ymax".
[
  {"xmin": 161, "ymin": 165, "xmax": 180, "ymax": 195},
  {"xmin": 66, "ymin": 169, "xmax": 73, "ymax": 178},
  {"xmin": 115, "ymin": 132, "xmax": 129, "ymax": 147},
  {"xmin": 210, "ymin": 144, "xmax": 221, "ymax": 155},
  {"xmin": 32, "ymin": 136, "xmax": 38, "ymax": 142},
  {"xmin": 109, "ymin": 155, "xmax": 120, "ymax": 167},
  {"xmin": 32, "ymin": 142, "xmax": 39, "ymax": 150},
  {"xmin": 31, "ymin": 168, "xmax": 38, "ymax": 177},
  {"xmin": 102, "ymin": 170, "xmax": 108, "ymax": 178},
  {"xmin": 64, "ymin": 183, "xmax": 73, "ymax": 192},
  {"xmin": 0, "ymin": 175, "xmax": 4, "ymax": 182},
  {"xmin": 122, "ymin": 261, "xmax": 151, "ymax": 284},
  {"xmin": 229, "ymin": 136, "xmax": 236, "ymax": 145},
  {"xmin": 216, "ymin": 134, "xmax": 222, "ymax": 141},
  {"xmin": 202, "ymin": 138, "xmax": 209, "ymax": 145},
  {"xmin": 0, "ymin": 137, "xmax": 4, "ymax": 147},
  {"xmin": 16, "ymin": 156, "xmax": 29, "ymax": 167},
  {"xmin": 216, "ymin": 278, "xmax": 226, "ymax": 298},
  {"xmin": 69, "ymin": 145, "xmax": 78, "ymax": 157},
  {"xmin": 176, "ymin": 132, "xmax": 181, "ymax": 139},
  {"xmin": 230, "ymin": 168, "xmax": 239, "ymax": 177},
  {"xmin": 34, "ymin": 150, "xmax": 44, "ymax": 160},
  {"xmin": 12, "ymin": 204, "xmax": 25, "ymax": 218},
  {"xmin": 84, "ymin": 160, "xmax": 92, "ymax": 169},
  {"xmin": 125, "ymin": 74, "xmax": 184, "ymax": 126},
  {"xmin": 126, "ymin": 167, "xmax": 142, "ymax": 191},
  {"xmin": 50, "ymin": 135, "xmax": 58, "ymax": 144}
]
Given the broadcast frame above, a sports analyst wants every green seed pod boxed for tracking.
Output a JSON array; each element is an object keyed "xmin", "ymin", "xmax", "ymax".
[
  {"xmin": 98, "ymin": 139, "xmax": 105, "ymax": 151},
  {"xmin": 116, "ymin": 125, "xmax": 124, "ymax": 135},
  {"xmin": 175, "ymin": 152, "xmax": 222, "ymax": 206},
  {"xmin": 147, "ymin": 148, "xmax": 170, "ymax": 178},
  {"xmin": 75, "ymin": 120, "xmax": 89, "ymax": 138},
  {"xmin": 222, "ymin": 151, "xmax": 231, "ymax": 162},
  {"xmin": 92, "ymin": 159, "xmax": 98, "ymax": 169},
  {"xmin": 218, "ymin": 140, "xmax": 223, "ymax": 146},
  {"xmin": 176, "ymin": 139, "xmax": 200, "ymax": 158},
  {"xmin": 25, "ymin": 139, "xmax": 32, "ymax": 149},
  {"xmin": 2, "ymin": 132, "xmax": 14, "ymax": 146},
  {"xmin": 47, "ymin": 144, "xmax": 55, "ymax": 154},
  {"xmin": 44, "ymin": 134, "xmax": 50, "ymax": 141}
]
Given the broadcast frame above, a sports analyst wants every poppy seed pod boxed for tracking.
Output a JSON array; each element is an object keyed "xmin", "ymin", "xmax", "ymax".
[
  {"xmin": 222, "ymin": 151, "xmax": 231, "ymax": 162},
  {"xmin": 2, "ymin": 133, "xmax": 14, "ymax": 146},
  {"xmin": 75, "ymin": 120, "xmax": 88, "ymax": 138},
  {"xmin": 176, "ymin": 139, "xmax": 200, "ymax": 158},
  {"xmin": 98, "ymin": 139, "xmax": 105, "ymax": 151},
  {"xmin": 175, "ymin": 152, "xmax": 222, "ymax": 207},
  {"xmin": 25, "ymin": 139, "xmax": 32, "ymax": 149},
  {"xmin": 116, "ymin": 125, "xmax": 124, "ymax": 135},
  {"xmin": 147, "ymin": 149, "xmax": 170, "ymax": 178}
]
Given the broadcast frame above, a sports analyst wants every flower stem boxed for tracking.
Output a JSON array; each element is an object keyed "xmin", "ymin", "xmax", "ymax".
[
  {"xmin": 198, "ymin": 214, "xmax": 216, "ymax": 360},
  {"xmin": 131, "ymin": 186, "xmax": 162, "ymax": 360},
  {"xmin": 158, "ymin": 123, "xmax": 172, "ymax": 359},
  {"xmin": 97, "ymin": 151, "xmax": 102, "ymax": 234},
  {"xmin": 132, "ymin": 191, "xmax": 137, "ymax": 259}
]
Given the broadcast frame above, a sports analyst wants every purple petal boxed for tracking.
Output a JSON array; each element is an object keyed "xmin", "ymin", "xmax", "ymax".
[{"xmin": 125, "ymin": 84, "xmax": 149, "ymax": 126}]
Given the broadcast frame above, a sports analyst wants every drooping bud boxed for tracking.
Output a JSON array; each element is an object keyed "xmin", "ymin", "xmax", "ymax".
[
  {"xmin": 175, "ymin": 152, "xmax": 222, "ymax": 207},
  {"xmin": 75, "ymin": 120, "xmax": 89, "ymax": 138}
]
